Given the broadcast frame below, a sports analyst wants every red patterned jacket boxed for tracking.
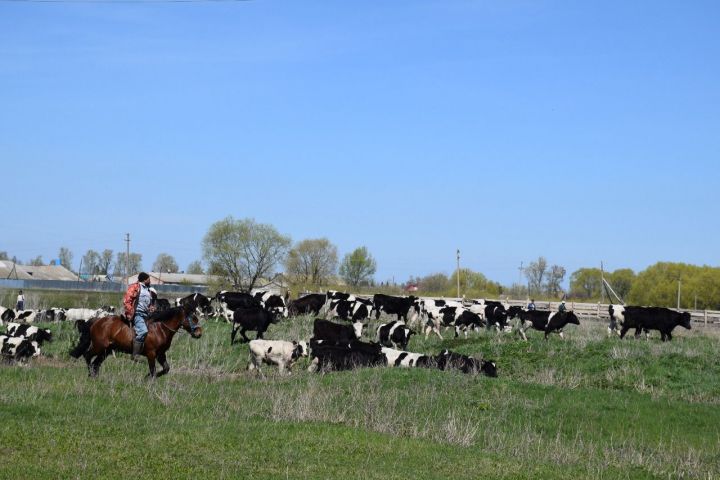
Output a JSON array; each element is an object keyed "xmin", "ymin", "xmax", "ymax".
[{"xmin": 123, "ymin": 282, "xmax": 142, "ymax": 319}]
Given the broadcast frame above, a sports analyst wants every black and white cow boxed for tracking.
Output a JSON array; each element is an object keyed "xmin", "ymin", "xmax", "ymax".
[
  {"xmin": 515, "ymin": 310, "xmax": 580, "ymax": 340},
  {"xmin": 308, "ymin": 338, "xmax": 386, "ymax": 372},
  {"xmin": 0, "ymin": 307, "xmax": 16, "ymax": 324},
  {"xmin": 0, "ymin": 335, "xmax": 40, "ymax": 362},
  {"xmin": 14, "ymin": 310, "xmax": 39, "ymax": 323},
  {"xmin": 372, "ymin": 294, "xmax": 420, "ymax": 325},
  {"xmin": 313, "ymin": 318, "xmax": 364, "ymax": 344},
  {"xmin": 420, "ymin": 299, "xmax": 464, "ymax": 339},
  {"xmin": 253, "ymin": 291, "xmax": 289, "ymax": 319},
  {"xmin": 326, "ymin": 296, "xmax": 374, "ymax": 323},
  {"xmin": 608, "ymin": 305, "xmax": 637, "ymax": 337},
  {"xmin": 376, "ymin": 320, "xmax": 414, "ymax": 350},
  {"xmin": 481, "ymin": 300, "xmax": 509, "ymax": 332},
  {"xmin": 5, "ymin": 322, "xmax": 52, "ymax": 345},
  {"xmin": 230, "ymin": 306, "xmax": 279, "ymax": 344},
  {"xmin": 288, "ymin": 294, "xmax": 326, "ymax": 316},
  {"xmin": 435, "ymin": 349, "xmax": 497, "ymax": 377},
  {"xmin": 176, "ymin": 293, "xmax": 214, "ymax": 318},
  {"xmin": 619, "ymin": 306, "xmax": 691, "ymax": 342},
  {"xmin": 248, "ymin": 339, "xmax": 309, "ymax": 374},
  {"xmin": 381, "ymin": 347, "xmax": 436, "ymax": 368}
]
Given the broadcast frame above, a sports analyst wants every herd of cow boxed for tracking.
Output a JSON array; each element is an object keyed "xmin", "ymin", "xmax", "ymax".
[{"xmin": 0, "ymin": 290, "xmax": 695, "ymax": 378}]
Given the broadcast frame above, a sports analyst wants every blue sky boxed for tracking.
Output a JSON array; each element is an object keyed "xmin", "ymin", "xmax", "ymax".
[{"xmin": 2, "ymin": 0, "xmax": 718, "ymax": 285}]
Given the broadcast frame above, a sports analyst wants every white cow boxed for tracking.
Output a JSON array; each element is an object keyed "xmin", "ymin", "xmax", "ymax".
[
  {"xmin": 64, "ymin": 308, "xmax": 105, "ymax": 322},
  {"xmin": 248, "ymin": 339, "xmax": 308, "ymax": 374}
]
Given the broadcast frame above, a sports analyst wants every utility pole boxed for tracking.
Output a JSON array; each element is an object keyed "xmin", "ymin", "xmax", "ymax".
[
  {"xmin": 456, "ymin": 249, "xmax": 460, "ymax": 299},
  {"xmin": 600, "ymin": 261, "xmax": 605, "ymax": 304},
  {"xmin": 125, "ymin": 233, "xmax": 131, "ymax": 286},
  {"xmin": 518, "ymin": 261, "xmax": 523, "ymax": 286},
  {"xmin": 677, "ymin": 278, "xmax": 681, "ymax": 309}
]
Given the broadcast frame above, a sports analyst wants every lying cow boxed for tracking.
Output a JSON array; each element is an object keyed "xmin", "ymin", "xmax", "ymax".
[
  {"xmin": 381, "ymin": 347, "xmax": 436, "ymax": 368},
  {"xmin": 5, "ymin": 322, "xmax": 52, "ymax": 345},
  {"xmin": 231, "ymin": 306, "xmax": 279, "ymax": 344},
  {"xmin": 515, "ymin": 310, "xmax": 580, "ymax": 340},
  {"xmin": 313, "ymin": 318, "xmax": 363, "ymax": 344},
  {"xmin": 619, "ymin": 306, "xmax": 691, "ymax": 341},
  {"xmin": 376, "ymin": 320, "xmax": 414, "ymax": 350},
  {"xmin": 308, "ymin": 338, "xmax": 385, "ymax": 372},
  {"xmin": 248, "ymin": 339, "xmax": 309, "ymax": 374},
  {"xmin": 435, "ymin": 349, "xmax": 497, "ymax": 377},
  {"xmin": 0, "ymin": 335, "xmax": 40, "ymax": 362}
]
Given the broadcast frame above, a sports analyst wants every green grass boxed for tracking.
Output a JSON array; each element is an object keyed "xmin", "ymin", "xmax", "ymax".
[{"xmin": 1, "ymin": 315, "xmax": 719, "ymax": 479}]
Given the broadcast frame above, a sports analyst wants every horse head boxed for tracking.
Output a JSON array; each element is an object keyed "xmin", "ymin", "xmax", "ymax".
[{"xmin": 181, "ymin": 304, "xmax": 203, "ymax": 338}]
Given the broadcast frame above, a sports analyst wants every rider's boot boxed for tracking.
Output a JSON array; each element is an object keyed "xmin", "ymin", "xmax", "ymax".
[{"xmin": 131, "ymin": 340, "xmax": 144, "ymax": 362}]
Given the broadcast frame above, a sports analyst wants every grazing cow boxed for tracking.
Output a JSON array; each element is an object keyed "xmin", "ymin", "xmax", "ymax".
[
  {"xmin": 288, "ymin": 294, "xmax": 326, "ymax": 316},
  {"xmin": 453, "ymin": 309, "xmax": 485, "ymax": 337},
  {"xmin": 619, "ymin": 306, "xmax": 691, "ymax": 341},
  {"xmin": 313, "ymin": 318, "xmax": 364, "ymax": 344},
  {"xmin": 515, "ymin": 310, "xmax": 580, "ymax": 340},
  {"xmin": 435, "ymin": 349, "xmax": 497, "ymax": 377},
  {"xmin": 5, "ymin": 322, "xmax": 52, "ymax": 345},
  {"xmin": 0, "ymin": 335, "xmax": 40, "ymax": 361},
  {"xmin": 420, "ymin": 299, "xmax": 463, "ymax": 339},
  {"xmin": 230, "ymin": 306, "xmax": 278, "ymax": 344},
  {"xmin": 248, "ymin": 339, "xmax": 309, "ymax": 374},
  {"xmin": 308, "ymin": 338, "xmax": 385, "ymax": 372},
  {"xmin": 254, "ymin": 291, "xmax": 289, "ymax": 318},
  {"xmin": 376, "ymin": 320, "xmax": 415, "ymax": 350},
  {"xmin": 372, "ymin": 294, "xmax": 420, "ymax": 324},
  {"xmin": 15, "ymin": 310, "xmax": 39, "ymax": 323},
  {"xmin": 381, "ymin": 347, "xmax": 435, "ymax": 368},
  {"xmin": 64, "ymin": 308, "xmax": 103, "ymax": 322},
  {"xmin": 326, "ymin": 297, "xmax": 374, "ymax": 323}
]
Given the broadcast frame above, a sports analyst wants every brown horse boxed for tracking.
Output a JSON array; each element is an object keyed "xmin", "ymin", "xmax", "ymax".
[{"xmin": 70, "ymin": 305, "xmax": 202, "ymax": 378}]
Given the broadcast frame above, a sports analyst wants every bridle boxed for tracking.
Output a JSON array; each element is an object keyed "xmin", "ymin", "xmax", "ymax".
[{"xmin": 160, "ymin": 311, "xmax": 200, "ymax": 335}]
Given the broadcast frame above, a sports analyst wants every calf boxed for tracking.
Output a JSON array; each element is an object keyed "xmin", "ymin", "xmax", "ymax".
[
  {"xmin": 5, "ymin": 322, "xmax": 52, "ymax": 345},
  {"xmin": 619, "ymin": 306, "xmax": 691, "ymax": 341},
  {"xmin": 376, "ymin": 320, "xmax": 414, "ymax": 350},
  {"xmin": 0, "ymin": 335, "xmax": 40, "ymax": 362},
  {"xmin": 435, "ymin": 349, "xmax": 497, "ymax": 377},
  {"xmin": 515, "ymin": 310, "xmax": 580, "ymax": 340},
  {"xmin": 313, "ymin": 318, "xmax": 363, "ymax": 344},
  {"xmin": 248, "ymin": 339, "xmax": 309, "ymax": 374},
  {"xmin": 289, "ymin": 294, "xmax": 326, "ymax": 316},
  {"xmin": 231, "ymin": 306, "xmax": 278, "ymax": 344},
  {"xmin": 308, "ymin": 338, "xmax": 385, "ymax": 372}
]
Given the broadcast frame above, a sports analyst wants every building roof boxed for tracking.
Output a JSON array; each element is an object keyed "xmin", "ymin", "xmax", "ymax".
[{"xmin": 0, "ymin": 261, "xmax": 77, "ymax": 281}]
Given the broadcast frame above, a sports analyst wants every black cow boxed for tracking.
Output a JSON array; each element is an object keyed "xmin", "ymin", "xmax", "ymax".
[
  {"xmin": 313, "ymin": 318, "xmax": 363, "ymax": 344},
  {"xmin": 453, "ymin": 309, "xmax": 485, "ymax": 337},
  {"xmin": 5, "ymin": 322, "xmax": 52, "ymax": 345},
  {"xmin": 376, "ymin": 320, "xmax": 414, "ymax": 350},
  {"xmin": 506, "ymin": 305, "xmax": 524, "ymax": 320},
  {"xmin": 177, "ymin": 293, "xmax": 214, "ymax": 317},
  {"xmin": 516, "ymin": 310, "xmax": 580, "ymax": 340},
  {"xmin": 1, "ymin": 307, "xmax": 16, "ymax": 323},
  {"xmin": 372, "ymin": 294, "xmax": 420, "ymax": 323},
  {"xmin": 308, "ymin": 338, "xmax": 386, "ymax": 372},
  {"xmin": 620, "ymin": 306, "xmax": 691, "ymax": 341},
  {"xmin": 216, "ymin": 291, "xmax": 262, "ymax": 310},
  {"xmin": 483, "ymin": 301, "xmax": 508, "ymax": 331},
  {"xmin": 435, "ymin": 349, "xmax": 497, "ymax": 377},
  {"xmin": 230, "ymin": 306, "xmax": 278, "ymax": 344},
  {"xmin": 289, "ymin": 294, "xmax": 326, "ymax": 316}
]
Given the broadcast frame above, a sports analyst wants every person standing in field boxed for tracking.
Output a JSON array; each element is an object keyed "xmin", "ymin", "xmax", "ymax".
[
  {"xmin": 16, "ymin": 290, "xmax": 25, "ymax": 310},
  {"xmin": 527, "ymin": 298, "xmax": 536, "ymax": 311},
  {"xmin": 123, "ymin": 272, "xmax": 154, "ymax": 360},
  {"xmin": 558, "ymin": 300, "xmax": 567, "ymax": 314}
]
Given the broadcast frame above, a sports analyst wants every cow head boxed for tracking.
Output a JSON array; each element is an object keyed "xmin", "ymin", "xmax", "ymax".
[
  {"xmin": 292, "ymin": 341, "xmax": 309, "ymax": 360},
  {"xmin": 565, "ymin": 311, "xmax": 580, "ymax": 325},
  {"xmin": 480, "ymin": 360, "xmax": 498, "ymax": 378},
  {"xmin": 38, "ymin": 329, "xmax": 53, "ymax": 343},
  {"xmin": 678, "ymin": 312, "xmax": 692, "ymax": 330},
  {"xmin": 352, "ymin": 321, "xmax": 364, "ymax": 339}
]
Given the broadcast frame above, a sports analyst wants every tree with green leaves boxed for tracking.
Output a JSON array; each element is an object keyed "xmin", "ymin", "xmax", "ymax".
[
  {"xmin": 285, "ymin": 238, "xmax": 338, "ymax": 285},
  {"xmin": 339, "ymin": 246, "xmax": 377, "ymax": 287},
  {"xmin": 569, "ymin": 268, "xmax": 602, "ymax": 299},
  {"xmin": 202, "ymin": 216, "xmax": 291, "ymax": 291},
  {"xmin": 186, "ymin": 260, "xmax": 204, "ymax": 275},
  {"xmin": 418, "ymin": 273, "xmax": 450, "ymax": 293},
  {"xmin": 609, "ymin": 268, "xmax": 635, "ymax": 300},
  {"xmin": 153, "ymin": 253, "xmax": 179, "ymax": 273}
]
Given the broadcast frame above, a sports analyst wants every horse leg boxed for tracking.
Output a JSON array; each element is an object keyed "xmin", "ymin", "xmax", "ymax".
[
  {"xmin": 156, "ymin": 352, "xmax": 170, "ymax": 377},
  {"xmin": 146, "ymin": 351, "xmax": 157, "ymax": 379}
]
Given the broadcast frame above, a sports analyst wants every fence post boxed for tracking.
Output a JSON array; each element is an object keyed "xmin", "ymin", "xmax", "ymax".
[
  {"xmin": 705, "ymin": 310, "xmax": 708, "ymax": 327},
  {"xmin": 597, "ymin": 303, "xmax": 600, "ymax": 319}
]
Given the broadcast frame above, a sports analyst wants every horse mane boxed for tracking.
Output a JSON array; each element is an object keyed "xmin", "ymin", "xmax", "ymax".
[{"xmin": 149, "ymin": 307, "xmax": 184, "ymax": 323}]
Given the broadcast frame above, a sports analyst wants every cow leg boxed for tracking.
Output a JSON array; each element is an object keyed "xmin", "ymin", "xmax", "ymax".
[
  {"xmin": 240, "ymin": 328, "xmax": 251, "ymax": 343},
  {"xmin": 559, "ymin": 331, "xmax": 565, "ymax": 340},
  {"xmin": 307, "ymin": 357, "xmax": 319, "ymax": 373},
  {"xmin": 156, "ymin": 352, "xmax": 170, "ymax": 377},
  {"xmin": 454, "ymin": 326, "xmax": 459, "ymax": 338},
  {"xmin": 666, "ymin": 331, "xmax": 672, "ymax": 341},
  {"xmin": 619, "ymin": 326, "xmax": 629, "ymax": 339},
  {"xmin": 518, "ymin": 327, "xmax": 528, "ymax": 341},
  {"xmin": 230, "ymin": 323, "xmax": 239, "ymax": 345}
]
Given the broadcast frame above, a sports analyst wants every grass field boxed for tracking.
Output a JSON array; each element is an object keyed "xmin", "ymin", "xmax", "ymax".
[{"xmin": 1, "ymin": 314, "xmax": 719, "ymax": 479}]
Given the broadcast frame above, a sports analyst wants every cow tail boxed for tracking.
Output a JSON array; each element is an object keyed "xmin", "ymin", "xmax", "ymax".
[{"xmin": 69, "ymin": 319, "xmax": 94, "ymax": 359}]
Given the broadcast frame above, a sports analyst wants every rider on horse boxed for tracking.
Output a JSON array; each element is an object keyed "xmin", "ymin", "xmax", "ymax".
[{"xmin": 124, "ymin": 272, "xmax": 155, "ymax": 360}]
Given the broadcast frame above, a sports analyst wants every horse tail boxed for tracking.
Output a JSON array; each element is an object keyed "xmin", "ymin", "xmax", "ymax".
[{"xmin": 69, "ymin": 319, "xmax": 94, "ymax": 359}]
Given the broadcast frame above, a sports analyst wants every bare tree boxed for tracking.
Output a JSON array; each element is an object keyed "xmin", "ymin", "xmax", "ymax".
[
  {"xmin": 0, "ymin": 251, "xmax": 8, "ymax": 261},
  {"xmin": 58, "ymin": 247, "xmax": 73, "ymax": 270},
  {"xmin": 28, "ymin": 255, "xmax": 44, "ymax": 266},
  {"xmin": 546, "ymin": 265, "xmax": 566, "ymax": 297},
  {"xmin": 186, "ymin": 260, "xmax": 204, "ymax": 275},
  {"xmin": 153, "ymin": 253, "xmax": 179, "ymax": 273},
  {"xmin": 98, "ymin": 249, "xmax": 114, "ymax": 275},
  {"xmin": 116, "ymin": 252, "xmax": 143, "ymax": 278},
  {"xmin": 202, "ymin": 217, "xmax": 291, "ymax": 291},
  {"xmin": 82, "ymin": 250, "xmax": 100, "ymax": 275},
  {"xmin": 339, "ymin": 246, "xmax": 377, "ymax": 287},
  {"xmin": 285, "ymin": 238, "xmax": 338, "ymax": 285},
  {"xmin": 524, "ymin": 256, "xmax": 548, "ymax": 295}
]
